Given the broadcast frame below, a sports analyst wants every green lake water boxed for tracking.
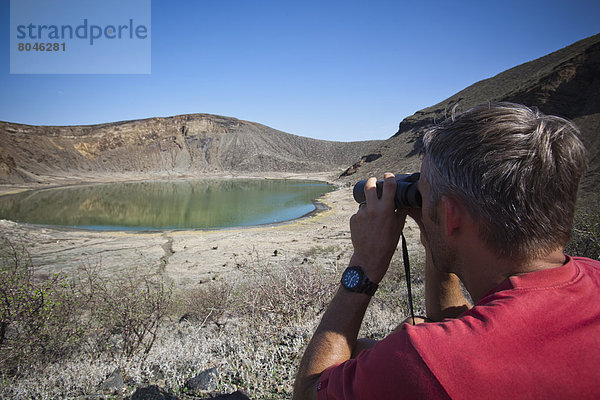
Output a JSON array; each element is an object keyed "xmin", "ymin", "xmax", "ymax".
[{"xmin": 0, "ymin": 179, "xmax": 335, "ymax": 230}]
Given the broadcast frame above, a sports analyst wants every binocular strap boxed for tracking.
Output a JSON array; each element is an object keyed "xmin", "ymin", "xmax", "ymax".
[{"xmin": 401, "ymin": 233, "xmax": 416, "ymax": 325}]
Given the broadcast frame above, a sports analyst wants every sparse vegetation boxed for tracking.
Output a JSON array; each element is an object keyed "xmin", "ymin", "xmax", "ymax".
[
  {"xmin": 0, "ymin": 238, "xmax": 423, "ymax": 399},
  {"xmin": 2, "ymin": 208, "xmax": 597, "ymax": 399},
  {"xmin": 0, "ymin": 237, "xmax": 80, "ymax": 376},
  {"xmin": 0, "ymin": 236, "xmax": 173, "ymax": 398},
  {"xmin": 74, "ymin": 263, "xmax": 172, "ymax": 358}
]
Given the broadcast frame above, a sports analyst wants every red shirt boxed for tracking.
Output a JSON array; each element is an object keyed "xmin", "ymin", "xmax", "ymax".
[{"xmin": 317, "ymin": 256, "xmax": 600, "ymax": 399}]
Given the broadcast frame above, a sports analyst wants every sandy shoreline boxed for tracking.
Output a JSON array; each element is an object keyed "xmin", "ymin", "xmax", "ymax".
[{"xmin": 0, "ymin": 173, "xmax": 423, "ymax": 289}]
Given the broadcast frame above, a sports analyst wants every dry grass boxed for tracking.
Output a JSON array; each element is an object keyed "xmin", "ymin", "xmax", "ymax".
[{"xmin": 0, "ymin": 237, "xmax": 425, "ymax": 399}]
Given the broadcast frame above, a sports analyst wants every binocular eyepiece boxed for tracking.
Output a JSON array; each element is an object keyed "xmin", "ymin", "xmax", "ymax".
[{"xmin": 353, "ymin": 172, "xmax": 422, "ymax": 209}]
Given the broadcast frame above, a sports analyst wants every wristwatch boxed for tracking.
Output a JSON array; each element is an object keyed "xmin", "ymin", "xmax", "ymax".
[{"xmin": 341, "ymin": 266, "xmax": 378, "ymax": 296}]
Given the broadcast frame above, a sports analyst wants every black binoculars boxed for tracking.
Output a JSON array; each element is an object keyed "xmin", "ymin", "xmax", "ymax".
[{"xmin": 353, "ymin": 172, "xmax": 422, "ymax": 209}]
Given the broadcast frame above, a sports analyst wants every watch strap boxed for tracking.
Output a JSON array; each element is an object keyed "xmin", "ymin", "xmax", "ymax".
[{"xmin": 362, "ymin": 278, "xmax": 378, "ymax": 296}]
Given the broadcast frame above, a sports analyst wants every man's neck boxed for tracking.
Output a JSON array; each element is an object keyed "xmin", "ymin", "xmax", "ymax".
[
  {"xmin": 458, "ymin": 247, "xmax": 566, "ymax": 304},
  {"xmin": 512, "ymin": 249, "xmax": 567, "ymax": 276}
]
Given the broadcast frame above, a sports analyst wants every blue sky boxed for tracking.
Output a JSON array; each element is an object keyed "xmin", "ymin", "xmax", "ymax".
[{"xmin": 1, "ymin": 0, "xmax": 599, "ymax": 142}]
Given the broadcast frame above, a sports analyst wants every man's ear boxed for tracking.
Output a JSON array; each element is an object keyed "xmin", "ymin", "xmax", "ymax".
[{"xmin": 442, "ymin": 196, "xmax": 463, "ymax": 237}]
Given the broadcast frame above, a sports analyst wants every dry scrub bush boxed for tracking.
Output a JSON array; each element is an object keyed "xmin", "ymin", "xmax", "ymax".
[
  {"xmin": 243, "ymin": 255, "xmax": 339, "ymax": 326},
  {"xmin": 0, "ymin": 238, "xmax": 174, "ymax": 399},
  {"xmin": 176, "ymin": 280, "xmax": 236, "ymax": 328},
  {"xmin": 99, "ymin": 254, "xmax": 334, "ymax": 396},
  {"xmin": 74, "ymin": 263, "xmax": 173, "ymax": 358},
  {"xmin": 150, "ymin": 256, "xmax": 341, "ymax": 397},
  {"xmin": 0, "ymin": 237, "xmax": 81, "ymax": 375}
]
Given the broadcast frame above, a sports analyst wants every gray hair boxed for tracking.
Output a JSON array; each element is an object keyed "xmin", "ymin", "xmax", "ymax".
[{"xmin": 422, "ymin": 102, "xmax": 588, "ymax": 261}]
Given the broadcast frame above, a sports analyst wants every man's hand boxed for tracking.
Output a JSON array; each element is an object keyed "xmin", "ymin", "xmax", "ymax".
[{"xmin": 349, "ymin": 173, "xmax": 407, "ymax": 283}]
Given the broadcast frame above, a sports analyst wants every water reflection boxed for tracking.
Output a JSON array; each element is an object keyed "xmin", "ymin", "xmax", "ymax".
[{"xmin": 0, "ymin": 179, "xmax": 335, "ymax": 230}]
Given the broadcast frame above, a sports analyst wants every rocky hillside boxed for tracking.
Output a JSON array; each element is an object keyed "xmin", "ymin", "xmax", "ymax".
[
  {"xmin": 341, "ymin": 33, "xmax": 600, "ymax": 206},
  {"xmin": 0, "ymin": 114, "xmax": 380, "ymax": 184}
]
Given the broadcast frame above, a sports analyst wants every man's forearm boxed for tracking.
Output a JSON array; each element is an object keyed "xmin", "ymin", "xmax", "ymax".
[
  {"xmin": 425, "ymin": 251, "xmax": 471, "ymax": 321},
  {"xmin": 293, "ymin": 286, "xmax": 371, "ymax": 400},
  {"xmin": 295, "ymin": 174, "xmax": 404, "ymax": 399}
]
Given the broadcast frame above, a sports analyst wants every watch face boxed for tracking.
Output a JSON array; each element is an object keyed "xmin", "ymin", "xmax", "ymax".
[{"xmin": 342, "ymin": 268, "xmax": 361, "ymax": 289}]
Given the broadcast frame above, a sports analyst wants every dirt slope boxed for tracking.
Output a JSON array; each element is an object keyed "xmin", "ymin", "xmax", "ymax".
[{"xmin": 340, "ymin": 33, "xmax": 600, "ymax": 207}]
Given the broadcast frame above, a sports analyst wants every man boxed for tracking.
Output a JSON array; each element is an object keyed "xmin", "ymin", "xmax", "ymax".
[{"xmin": 294, "ymin": 102, "xmax": 600, "ymax": 399}]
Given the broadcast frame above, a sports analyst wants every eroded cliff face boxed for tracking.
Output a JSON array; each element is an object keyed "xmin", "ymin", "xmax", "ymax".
[{"xmin": 0, "ymin": 114, "xmax": 380, "ymax": 184}]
